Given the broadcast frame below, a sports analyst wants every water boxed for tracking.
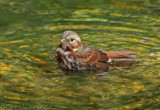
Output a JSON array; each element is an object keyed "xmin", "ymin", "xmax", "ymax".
[{"xmin": 0, "ymin": 0, "xmax": 160, "ymax": 110}]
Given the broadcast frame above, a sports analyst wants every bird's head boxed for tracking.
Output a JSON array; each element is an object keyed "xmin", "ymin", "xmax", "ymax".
[{"xmin": 60, "ymin": 30, "xmax": 82, "ymax": 51}]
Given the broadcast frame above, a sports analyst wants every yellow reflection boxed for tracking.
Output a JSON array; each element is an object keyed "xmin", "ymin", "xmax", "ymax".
[
  {"xmin": 112, "ymin": 0, "xmax": 143, "ymax": 10},
  {"xmin": 21, "ymin": 54, "xmax": 47, "ymax": 64},
  {"xmin": 0, "ymin": 62, "xmax": 12, "ymax": 74},
  {"xmin": 133, "ymin": 82, "xmax": 145, "ymax": 93},
  {"xmin": 19, "ymin": 45, "xmax": 29, "ymax": 49},
  {"xmin": 0, "ymin": 40, "xmax": 23, "ymax": 45},
  {"xmin": 50, "ymin": 25, "xmax": 90, "ymax": 30},
  {"xmin": 50, "ymin": 25, "xmax": 146, "ymax": 33}
]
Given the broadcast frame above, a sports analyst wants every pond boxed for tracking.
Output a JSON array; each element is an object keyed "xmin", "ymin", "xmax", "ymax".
[{"xmin": 0, "ymin": 0, "xmax": 160, "ymax": 110}]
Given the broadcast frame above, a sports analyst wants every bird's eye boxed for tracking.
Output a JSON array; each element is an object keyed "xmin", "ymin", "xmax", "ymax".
[{"xmin": 71, "ymin": 38, "xmax": 74, "ymax": 41}]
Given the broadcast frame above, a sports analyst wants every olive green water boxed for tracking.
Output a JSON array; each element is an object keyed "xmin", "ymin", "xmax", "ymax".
[{"xmin": 0, "ymin": 0, "xmax": 160, "ymax": 110}]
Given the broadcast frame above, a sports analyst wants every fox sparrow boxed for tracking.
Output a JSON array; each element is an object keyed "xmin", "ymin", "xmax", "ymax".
[{"xmin": 55, "ymin": 30, "xmax": 137, "ymax": 70}]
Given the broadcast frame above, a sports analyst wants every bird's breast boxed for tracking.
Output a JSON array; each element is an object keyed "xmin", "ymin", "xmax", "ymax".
[
  {"xmin": 56, "ymin": 47, "xmax": 98, "ymax": 70},
  {"xmin": 56, "ymin": 47, "xmax": 79, "ymax": 70}
]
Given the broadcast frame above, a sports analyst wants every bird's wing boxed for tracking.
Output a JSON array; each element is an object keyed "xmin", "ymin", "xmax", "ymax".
[
  {"xmin": 76, "ymin": 45, "xmax": 138, "ymax": 67},
  {"xmin": 76, "ymin": 46, "xmax": 109, "ymax": 67}
]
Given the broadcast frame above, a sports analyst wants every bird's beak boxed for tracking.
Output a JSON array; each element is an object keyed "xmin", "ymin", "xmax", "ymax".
[{"xmin": 60, "ymin": 39, "xmax": 67, "ymax": 45}]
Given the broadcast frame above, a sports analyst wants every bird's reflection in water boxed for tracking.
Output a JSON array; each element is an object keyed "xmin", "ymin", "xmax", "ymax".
[{"xmin": 62, "ymin": 63, "xmax": 139, "ymax": 77}]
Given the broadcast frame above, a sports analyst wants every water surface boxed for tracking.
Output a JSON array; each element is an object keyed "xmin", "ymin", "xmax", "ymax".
[{"xmin": 0, "ymin": 0, "xmax": 160, "ymax": 110}]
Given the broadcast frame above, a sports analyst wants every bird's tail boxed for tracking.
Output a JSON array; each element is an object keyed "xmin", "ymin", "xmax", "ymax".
[
  {"xmin": 105, "ymin": 51, "xmax": 139, "ymax": 66},
  {"xmin": 106, "ymin": 51, "xmax": 136, "ymax": 59}
]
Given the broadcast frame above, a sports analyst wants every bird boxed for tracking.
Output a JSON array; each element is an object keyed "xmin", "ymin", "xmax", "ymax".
[{"xmin": 55, "ymin": 30, "xmax": 138, "ymax": 70}]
